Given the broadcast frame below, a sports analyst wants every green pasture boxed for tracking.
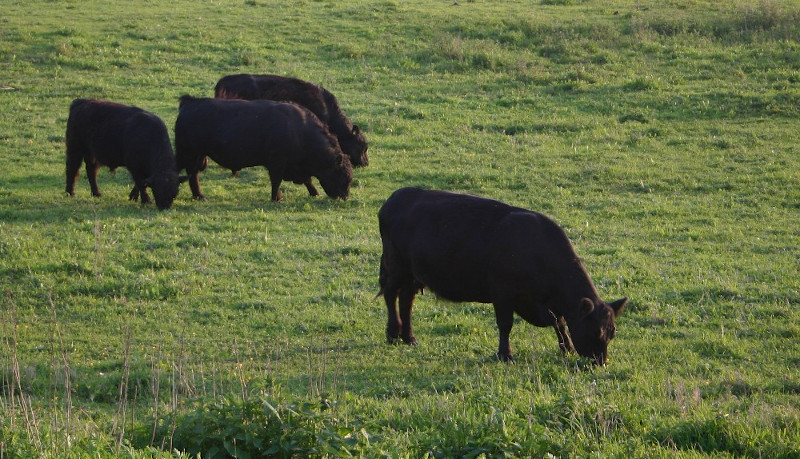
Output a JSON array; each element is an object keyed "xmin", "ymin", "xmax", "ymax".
[{"xmin": 1, "ymin": 0, "xmax": 799, "ymax": 456}]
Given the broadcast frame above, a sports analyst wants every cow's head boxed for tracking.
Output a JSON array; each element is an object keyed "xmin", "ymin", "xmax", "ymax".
[
  {"xmin": 147, "ymin": 172, "xmax": 180, "ymax": 210},
  {"xmin": 339, "ymin": 125, "xmax": 368, "ymax": 168},
  {"xmin": 570, "ymin": 297, "xmax": 627, "ymax": 366},
  {"xmin": 317, "ymin": 153, "xmax": 353, "ymax": 200}
]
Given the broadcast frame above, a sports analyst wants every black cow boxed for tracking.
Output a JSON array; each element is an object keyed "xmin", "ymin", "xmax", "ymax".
[
  {"xmin": 214, "ymin": 74, "xmax": 368, "ymax": 170},
  {"xmin": 378, "ymin": 187, "xmax": 627, "ymax": 365},
  {"xmin": 174, "ymin": 95, "xmax": 352, "ymax": 202},
  {"xmin": 65, "ymin": 99, "xmax": 179, "ymax": 210}
]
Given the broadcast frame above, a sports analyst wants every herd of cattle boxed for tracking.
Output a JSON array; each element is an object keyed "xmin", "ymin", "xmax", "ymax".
[
  {"xmin": 66, "ymin": 74, "xmax": 365, "ymax": 209},
  {"xmin": 64, "ymin": 74, "xmax": 627, "ymax": 366}
]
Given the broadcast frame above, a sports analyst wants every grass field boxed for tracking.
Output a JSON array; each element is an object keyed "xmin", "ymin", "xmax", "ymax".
[{"xmin": 1, "ymin": 0, "xmax": 799, "ymax": 456}]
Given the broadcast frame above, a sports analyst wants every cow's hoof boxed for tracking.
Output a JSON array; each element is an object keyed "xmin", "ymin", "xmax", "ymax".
[
  {"xmin": 192, "ymin": 195, "xmax": 207, "ymax": 202},
  {"xmin": 559, "ymin": 345, "xmax": 575, "ymax": 354},
  {"xmin": 496, "ymin": 352, "xmax": 515, "ymax": 363},
  {"xmin": 402, "ymin": 337, "xmax": 418, "ymax": 346}
]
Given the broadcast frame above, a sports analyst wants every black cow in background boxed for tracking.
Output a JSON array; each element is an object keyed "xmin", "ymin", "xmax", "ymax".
[
  {"xmin": 214, "ymin": 74, "xmax": 368, "ymax": 171},
  {"xmin": 378, "ymin": 187, "xmax": 627, "ymax": 365},
  {"xmin": 65, "ymin": 99, "xmax": 179, "ymax": 210},
  {"xmin": 174, "ymin": 95, "xmax": 352, "ymax": 202}
]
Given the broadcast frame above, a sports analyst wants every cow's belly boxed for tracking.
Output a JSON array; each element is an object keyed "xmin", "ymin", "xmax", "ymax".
[
  {"xmin": 425, "ymin": 283, "xmax": 493, "ymax": 304},
  {"xmin": 410, "ymin": 253, "xmax": 493, "ymax": 304},
  {"xmin": 206, "ymin": 150, "xmax": 264, "ymax": 171},
  {"xmin": 91, "ymin": 144, "xmax": 126, "ymax": 169},
  {"xmin": 514, "ymin": 304, "xmax": 555, "ymax": 327}
]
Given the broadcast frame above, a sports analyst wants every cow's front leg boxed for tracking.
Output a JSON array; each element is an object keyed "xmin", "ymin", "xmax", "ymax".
[
  {"xmin": 267, "ymin": 168, "xmax": 284, "ymax": 202},
  {"xmin": 128, "ymin": 186, "xmax": 140, "ymax": 201},
  {"xmin": 137, "ymin": 185, "xmax": 152, "ymax": 205},
  {"xmin": 553, "ymin": 315, "xmax": 574, "ymax": 354},
  {"xmin": 130, "ymin": 172, "xmax": 151, "ymax": 204},
  {"xmin": 397, "ymin": 282, "xmax": 417, "ymax": 345},
  {"xmin": 303, "ymin": 179, "xmax": 319, "ymax": 197},
  {"xmin": 493, "ymin": 304, "xmax": 514, "ymax": 362}
]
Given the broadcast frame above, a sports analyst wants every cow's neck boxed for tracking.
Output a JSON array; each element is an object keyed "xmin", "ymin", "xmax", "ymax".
[{"xmin": 557, "ymin": 260, "xmax": 602, "ymax": 322}]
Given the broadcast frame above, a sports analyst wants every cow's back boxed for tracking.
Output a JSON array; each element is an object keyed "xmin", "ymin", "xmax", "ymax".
[
  {"xmin": 216, "ymin": 74, "xmax": 368, "ymax": 167},
  {"xmin": 175, "ymin": 96, "xmax": 349, "ymax": 199},
  {"xmin": 216, "ymin": 74, "xmax": 328, "ymax": 120},
  {"xmin": 214, "ymin": 74, "xmax": 261, "ymax": 100},
  {"xmin": 67, "ymin": 100, "xmax": 146, "ymax": 166},
  {"xmin": 177, "ymin": 97, "xmax": 305, "ymax": 166}
]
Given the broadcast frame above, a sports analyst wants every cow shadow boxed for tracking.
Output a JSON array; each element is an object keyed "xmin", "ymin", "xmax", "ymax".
[{"xmin": 1, "ymin": 165, "xmax": 371, "ymax": 224}]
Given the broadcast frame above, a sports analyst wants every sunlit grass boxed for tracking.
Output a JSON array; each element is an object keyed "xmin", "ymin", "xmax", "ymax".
[{"xmin": 1, "ymin": 0, "xmax": 799, "ymax": 456}]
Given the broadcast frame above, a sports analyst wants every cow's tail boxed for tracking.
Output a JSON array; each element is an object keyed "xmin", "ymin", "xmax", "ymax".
[{"xmin": 374, "ymin": 255, "xmax": 387, "ymax": 300}]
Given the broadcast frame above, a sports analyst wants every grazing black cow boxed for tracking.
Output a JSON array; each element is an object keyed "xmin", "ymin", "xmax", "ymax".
[
  {"xmin": 174, "ymin": 95, "xmax": 352, "ymax": 202},
  {"xmin": 214, "ymin": 74, "xmax": 368, "ymax": 170},
  {"xmin": 378, "ymin": 187, "xmax": 627, "ymax": 365},
  {"xmin": 65, "ymin": 99, "xmax": 179, "ymax": 210}
]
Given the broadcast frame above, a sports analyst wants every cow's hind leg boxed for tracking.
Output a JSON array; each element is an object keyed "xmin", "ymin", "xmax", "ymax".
[
  {"xmin": 65, "ymin": 152, "xmax": 82, "ymax": 196},
  {"xmin": 382, "ymin": 263, "xmax": 417, "ymax": 345},
  {"xmin": 188, "ymin": 172, "xmax": 205, "ymax": 201},
  {"xmin": 397, "ymin": 281, "xmax": 418, "ymax": 345},
  {"xmin": 85, "ymin": 159, "xmax": 102, "ymax": 197},
  {"xmin": 384, "ymin": 280, "xmax": 402, "ymax": 344},
  {"xmin": 380, "ymin": 258, "xmax": 402, "ymax": 343},
  {"xmin": 187, "ymin": 159, "xmax": 206, "ymax": 201}
]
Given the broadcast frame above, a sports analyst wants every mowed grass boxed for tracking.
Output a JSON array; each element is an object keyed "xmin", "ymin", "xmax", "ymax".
[{"xmin": 1, "ymin": 0, "xmax": 799, "ymax": 456}]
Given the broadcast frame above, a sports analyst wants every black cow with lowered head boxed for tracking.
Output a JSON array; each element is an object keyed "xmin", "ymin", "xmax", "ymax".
[
  {"xmin": 65, "ymin": 99, "xmax": 179, "ymax": 210},
  {"xmin": 214, "ymin": 74, "xmax": 368, "ymax": 170},
  {"xmin": 378, "ymin": 187, "xmax": 627, "ymax": 365},
  {"xmin": 174, "ymin": 95, "xmax": 352, "ymax": 202}
]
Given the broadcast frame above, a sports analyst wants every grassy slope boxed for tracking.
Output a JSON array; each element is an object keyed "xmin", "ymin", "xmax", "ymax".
[{"xmin": 1, "ymin": 0, "xmax": 799, "ymax": 456}]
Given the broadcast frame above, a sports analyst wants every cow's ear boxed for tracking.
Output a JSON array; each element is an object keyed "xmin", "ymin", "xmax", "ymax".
[
  {"xmin": 580, "ymin": 298, "xmax": 594, "ymax": 317},
  {"xmin": 609, "ymin": 297, "xmax": 628, "ymax": 317},
  {"xmin": 352, "ymin": 125, "xmax": 360, "ymax": 135}
]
